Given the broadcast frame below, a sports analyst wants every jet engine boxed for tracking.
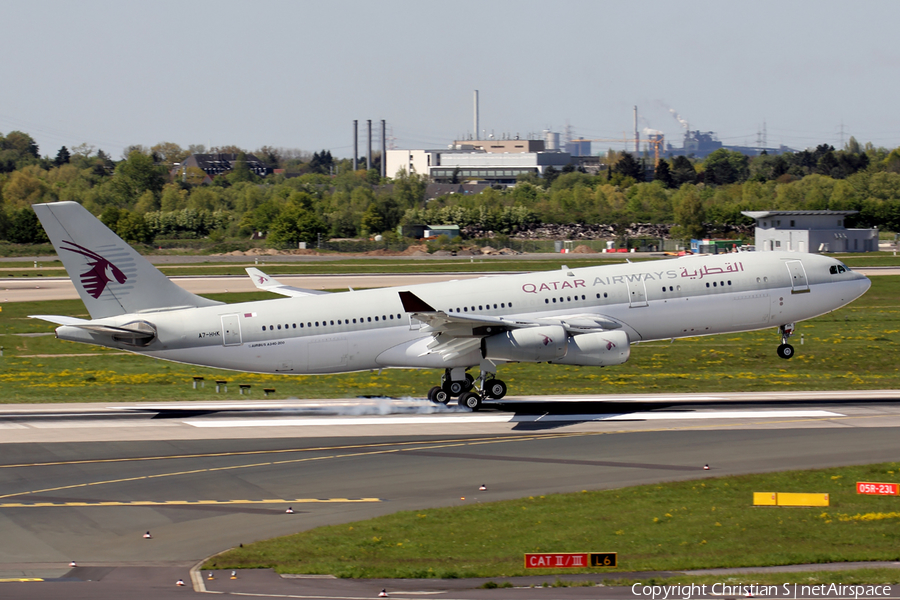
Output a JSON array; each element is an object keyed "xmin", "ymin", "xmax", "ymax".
[
  {"xmin": 550, "ymin": 330, "xmax": 630, "ymax": 366},
  {"xmin": 481, "ymin": 325, "xmax": 567, "ymax": 362}
]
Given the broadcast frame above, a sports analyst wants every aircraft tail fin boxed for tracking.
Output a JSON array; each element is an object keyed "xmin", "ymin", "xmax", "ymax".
[{"xmin": 32, "ymin": 201, "xmax": 223, "ymax": 319}]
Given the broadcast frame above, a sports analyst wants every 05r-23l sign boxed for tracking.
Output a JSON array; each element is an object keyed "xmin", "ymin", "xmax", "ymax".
[{"xmin": 524, "ymin": 552, "xmax": 617, "ymax": 569}]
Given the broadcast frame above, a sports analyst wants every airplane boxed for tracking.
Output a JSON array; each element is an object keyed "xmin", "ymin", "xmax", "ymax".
[{"xmin": 30, "ymin": 201, "xmax": 871, "ymax": 411}]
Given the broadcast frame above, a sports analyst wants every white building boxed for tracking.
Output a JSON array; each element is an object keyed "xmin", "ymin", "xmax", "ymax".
[
  {"xmin": 742, "ymin": 210, "xmax": 878, "ymax": 253},
  {"xmin": 386, "ymin": 142, "xmax": 572, "ymax": 185}
]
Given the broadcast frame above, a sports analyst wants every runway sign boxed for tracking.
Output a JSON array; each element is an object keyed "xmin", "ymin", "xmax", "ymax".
[
  {"xmin": 857, "ymin": 481, "xmax": 899, "ymax": 495},
  {"xmin": 524, "ymin": 552, "xmax": 616, "ymax": 569}
]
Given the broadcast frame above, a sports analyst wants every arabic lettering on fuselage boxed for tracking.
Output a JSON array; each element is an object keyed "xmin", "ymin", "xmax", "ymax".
[
  {"xmin": 678, "ymin": 261, "xmax": 744, "ymax": 280},
  {"xmin": 520, "ymin": 262, "xmax": 744, "ymax": 292}
]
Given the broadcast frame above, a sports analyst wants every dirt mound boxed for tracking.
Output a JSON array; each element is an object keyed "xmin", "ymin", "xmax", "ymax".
[{"xmin": 573, "ymin": 245, "xmax": 596, "ymax": 253}]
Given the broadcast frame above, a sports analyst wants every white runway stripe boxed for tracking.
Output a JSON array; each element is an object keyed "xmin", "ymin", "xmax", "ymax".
[{"xmin": 184, "ymin": 409, "xmax": 844, "ymax": 428}]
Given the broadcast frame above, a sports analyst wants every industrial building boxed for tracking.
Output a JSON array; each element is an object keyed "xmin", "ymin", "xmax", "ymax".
[
  {"xmin": 385, "ymin": 137, "xmax": 573, "ymax": 185},
  {"xmin": 742, "ymin": 210, "xmax": 878, "ymax": 253}
]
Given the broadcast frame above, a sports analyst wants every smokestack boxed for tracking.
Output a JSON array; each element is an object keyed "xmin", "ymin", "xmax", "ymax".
[
  {"xmin": 633, "ymin": 105, "xmax": 639, "ymax": 153},
  {"xmin": 381, "ymin": 120, "xmax": 386, "ymax": 178},
  {"xmin": 353, "ymin": 120, "xmax": 358, "ymax": 171},
  {"xmin": 367, "ymin": 119, "xmax": 372, "ymax": 170},
  {"xmin": 474, "ymin": 90, "xmax": 479, "ymax": 141}
]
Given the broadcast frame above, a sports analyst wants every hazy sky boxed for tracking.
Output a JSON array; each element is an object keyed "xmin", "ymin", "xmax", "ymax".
[{"xmin": 2, "ymin": 1, "xmax": 898, "ymax": 159}]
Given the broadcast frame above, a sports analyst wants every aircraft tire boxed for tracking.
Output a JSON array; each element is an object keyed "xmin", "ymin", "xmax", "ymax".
[
  {"xmin": 459, "ymin": 392, "xmax": 482, "ymax": 411},
  {"xmin": 444, "ymin": 380, "xmax": 467, "ymax": 397},
  {"xmin": 464, "ymin": 373, "xmax": 475, "ymax": 391},
  {"xmin": 484, "ymin": 379, "xmax": 507, "ymax": 399},
  {"xmin": 777, "ymin": 343, "xmax": 795, "ymax": 359},
  {"xmin": 431, "ymin": 386, "xmax": 451, "ymax": 404}
]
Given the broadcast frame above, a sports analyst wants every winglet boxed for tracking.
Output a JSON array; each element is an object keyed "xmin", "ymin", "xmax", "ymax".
[{"xmin": 399, "ymin": 291, "xmax": 436, "ymax": 312}]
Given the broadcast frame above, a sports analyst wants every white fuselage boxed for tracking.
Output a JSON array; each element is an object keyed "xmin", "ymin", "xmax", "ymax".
[{"xmin": 55, "ymin": 252, "xmax": 871, "ymax": 375}]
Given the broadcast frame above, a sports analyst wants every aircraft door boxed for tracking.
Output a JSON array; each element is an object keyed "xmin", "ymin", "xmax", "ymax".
[
  {"xmin": 221, "ymin": 314, "xmax": 243, "ymax": 346},
  {"xmin": 786, "ymin": 260, "xmax": 809, "ymax": 294},
  {"xmin": 627, "ymin": 278, "xmax": 648, "ymax": 308}
]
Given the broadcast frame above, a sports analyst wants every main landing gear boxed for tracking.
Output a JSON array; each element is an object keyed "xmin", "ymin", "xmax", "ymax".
[
  {"xmin": 777, "ymin": 323, "xmax": 795, "ymax": 359},
  {"xmin": 426, "ymin": 365, "xmax": 507, "ymax": 411}
]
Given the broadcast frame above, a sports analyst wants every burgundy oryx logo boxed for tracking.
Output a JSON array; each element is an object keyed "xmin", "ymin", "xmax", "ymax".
[
  {"xmin": 604, "ymin": 338, "xmax": 616, "ymax": 351},
  {"xmin": 540, "ymin": 334, "xmax": 552, "ymax": 346},
  {"xmin": 60, "ymin": 241, "xmax": 127, "ymax": 299}
]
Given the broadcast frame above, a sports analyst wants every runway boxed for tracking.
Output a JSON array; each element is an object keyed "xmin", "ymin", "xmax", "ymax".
[{"xmin": 3, "ymin": 391, "xmax": 900, "ymax": 598}]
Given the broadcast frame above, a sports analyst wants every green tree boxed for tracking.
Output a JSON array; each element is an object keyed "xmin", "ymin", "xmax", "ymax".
[
  {"xmin": 703, "ymin": 149, "xmax": 749, "ymax": 185},
  {"xmin": 670, "ymin": 156, "xmax": 697, "ymax": 186},
  {"xmin": 116, "ymin": 210, "xmax": 154, "ymax": 244},
  {"xmin": 54, "ymin": 146, "xmax": 71, "ymax": 167},
  {"xmin": 150, "ymin": 142, "xmax": 189, "ymax": 169},
  {"xmin": 671, "ymin": 186, "xmax": 706, "ymax": 240},
  {"xmin": 612, "ymin": 152, "xmax": 644, "ymax": 181},
  {"xmin": 654, "ymin": 159, "xmax": 674, "ymax": 188},
  {"xmin": 542, "ymin": 165, "xmax": 560, "ymax": 187},
  {"xmin": 228, "ymin": 151, "xmax": 257, "ymax": 184},
  {"xmin": 7, "ymin": 208, "xmax": 49, "ymax": 243},
  {"xmin": 392, "ymin": 169, "xmax": 427, "ymax": 209},
  {"xmin": 2, "ymin": 168, "xmax": 48, "ymax": 208},
  {"xmin": 268, "ymin": 204, "xmax": 328, "ymax": 247},
  {"xmin": 113, "ymin": 151, "xmax": 166, "ymax": 203},
  {"xmin": 1, "ymin": 131, "xmax": 39, "ymax": 159}
]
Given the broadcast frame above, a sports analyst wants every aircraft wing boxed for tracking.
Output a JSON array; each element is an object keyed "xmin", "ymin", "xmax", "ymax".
[
  {"xmin": 245, "ymin": 267, "xmax": 331, "ymax": 297},
  {"xmin": 398, "ymin": 291, "xmax": 622, "ymax": 360}
]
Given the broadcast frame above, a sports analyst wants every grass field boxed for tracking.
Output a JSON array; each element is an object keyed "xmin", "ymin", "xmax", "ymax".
[
  {"xmin": 205, "ymin": 462, "xmax": 900, "ymax": 578},
  {"xmin": 1, "ymin": 273, "xmax": 898, "ymax": 403}
]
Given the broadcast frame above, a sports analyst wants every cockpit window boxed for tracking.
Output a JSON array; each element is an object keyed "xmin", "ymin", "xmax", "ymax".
[{"xmin": 829, "ymin": 264, "xmax": 848, "ymax": 274}]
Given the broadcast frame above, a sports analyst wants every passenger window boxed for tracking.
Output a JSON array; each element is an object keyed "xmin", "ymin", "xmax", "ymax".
[
  {"xmin": 277, "ymin": 324, "xmax": 281, "ymax": 329},
  {"xmin": 493, "ymin": 304, "xmax": 497, "ymax": 309},
  {"xmin": 501, "ymin": 303, "xmax": 505, "ymax": 308},
  {"xmin": 479, "ymin": 305, "xmax": 483, "ymax": 310},
  {"xmin": 706, "ymin": 283, "xmax": 710, "ymax": 288},
  {"xmin": 545, "ymin": 299, "xmax": 549, "ymax": 304},
  {"xmin": 375, "ymin": 316, "xmax": 379, "ymax": 321}
]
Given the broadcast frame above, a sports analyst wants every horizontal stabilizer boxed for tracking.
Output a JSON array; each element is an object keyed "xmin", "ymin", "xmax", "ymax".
[
  {"xmin": 29, "ymin": 315, "xmax": 91, "ymax": 326},
  {"xmin": 245, "ymin": 267, "xmax": 330, "ymax": 297},
  {"xmin": 30, "ymin": 315, "xmax": 157, "ymax": 345}
]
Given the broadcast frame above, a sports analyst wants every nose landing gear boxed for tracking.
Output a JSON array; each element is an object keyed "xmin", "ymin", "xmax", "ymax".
[{"xmin": 777, "ymin": 323, "xmax": 795, "ymax": 359}]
